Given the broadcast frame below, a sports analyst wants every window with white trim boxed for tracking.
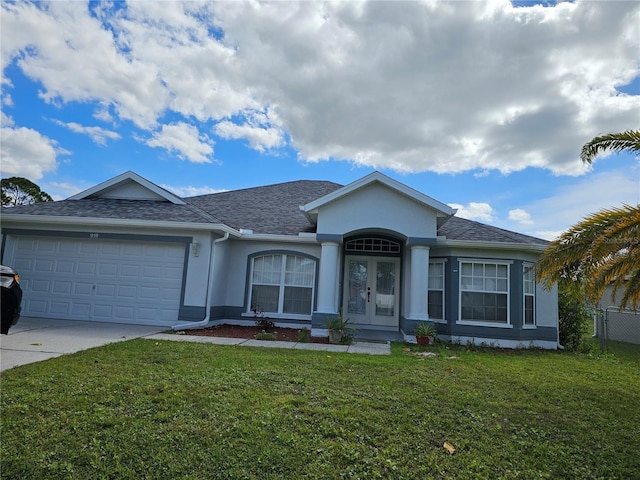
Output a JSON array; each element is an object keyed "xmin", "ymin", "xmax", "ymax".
[
  {"xmin": 249, "ymin": 254, "xmax": 316, "ymax": 315},
  {"xmin": 523, "ymin": 264, "xmax": 535, "ymax": 327},
  {"xmin": 428, "ymin": 260, "xmax": 445, "ymax": 320},
  {"xmin": 459, "ymin": 261, "xmax": 509, "ymax": 324}
]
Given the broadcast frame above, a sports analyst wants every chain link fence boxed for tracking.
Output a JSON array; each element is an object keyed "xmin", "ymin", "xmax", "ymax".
[{"xmin": 594, "ymin": 306, "xmax": 640, "ymax": 352}]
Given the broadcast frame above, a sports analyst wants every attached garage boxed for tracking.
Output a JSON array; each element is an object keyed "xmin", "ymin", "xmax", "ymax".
[{"xmin": 6, "ymin": 235, "xmax": 187, "ymax": 325}]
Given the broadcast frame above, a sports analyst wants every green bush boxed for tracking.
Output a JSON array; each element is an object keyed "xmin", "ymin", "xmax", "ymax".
[
  {"xmin": 558, "ymin": 279, "xmax": 591, "ymax": 351},
  {"xmin": 297, "ymin": 329, "xmax": 311, "ymax": 343},
  {"xmin": 254, "ymin": 331, "xmax": 276, "ymax": 341}
]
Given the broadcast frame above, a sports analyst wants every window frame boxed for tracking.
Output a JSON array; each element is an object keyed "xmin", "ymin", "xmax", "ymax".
[
  {"xmin": 428, "ymin": 259, "xmax": 446, "ymax": 323},
  {"xmin": 523, "ymin": 263, "xmax": 536, "ymax": 328},
  {"xmin": 247, "ymin": 252, "xmax": 317, "ymax": 319},
  {"xmin": 457, "ymin": 259, "xmax": 512, "ymax": 328}
]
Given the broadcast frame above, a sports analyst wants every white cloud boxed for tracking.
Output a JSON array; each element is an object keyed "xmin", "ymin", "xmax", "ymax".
[
  {"xmin": 1, "ymin": 1, "xmax": 168, "ymax": 128},
  {"xmin": 0, "ymin": 125, "xmax": 60, "ymax": 180},
  {"xmin": 53, "ymin": 120, "xmax": 120, "ymax": 146},
  {"xmin": 146, "ymin": 122, "xmax": 214, "ymax": 164},
  {"xmin": 45, "ymin": 181, "xmax": 87, "ymax": 201},
  {"xmin": 2, "ymin": 93, "xmax": 13, "ymax": 107},
  {"xmin": 508, "ymin": 208, "xmax": 534, "ymax": 225},
  {"xmin": 499, "ymin": 167, "xmax": 640, "ymax": 240},
  {"xmin": 161, "ymin": 184, "xmax": 227, "ymax": 198},
  {"xmin": 215, "ymin": 119, "xmax": 284, "ymax": 152},
  {"xmin": 1, "ymin": 1, "xmax": 638, "ymax": 174},
  {"xmin": 449, "ymin": 202, "xmax": 495, "ymax": 222}
]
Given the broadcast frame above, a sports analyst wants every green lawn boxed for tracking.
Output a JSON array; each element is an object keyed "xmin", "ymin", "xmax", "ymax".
[{"xmin": 1, "ymin": 340, "xmax": 639, "ymax": 479}]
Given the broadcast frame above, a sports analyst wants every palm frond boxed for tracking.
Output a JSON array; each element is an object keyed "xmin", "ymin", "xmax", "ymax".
[
  {"xmin": 619, "ymin": 269, "xmax": 640, "ymax": 311},
  {"xmin": 535, "ymin": 204, "xmax": 640, "ymax": 308},
  {"xmin": 580, "ymin": 129, "xmax": 640, "ymax": 164}
]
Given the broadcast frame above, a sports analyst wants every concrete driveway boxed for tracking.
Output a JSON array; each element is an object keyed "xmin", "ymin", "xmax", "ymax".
[{"xmin": 0, "ymin": 317, "xmax": 167, "ymax": 371}]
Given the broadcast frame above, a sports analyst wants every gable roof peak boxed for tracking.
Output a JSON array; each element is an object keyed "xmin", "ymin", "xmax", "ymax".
[
  {"xmin": 68, "ymin": 171, "xmax": 186, "ymax": 205},
  {"xmin": 301, "ymin": 170, "xmax": 456, "ymax": 217}
]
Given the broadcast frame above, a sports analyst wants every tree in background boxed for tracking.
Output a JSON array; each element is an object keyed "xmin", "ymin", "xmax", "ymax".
[
  {"xmin": 536, "ymin": 129, "xmax": 640, "ymax": 311},
  {"xmin": 1, "ymin": 177, "xmax": 53, "ymax": 207}
]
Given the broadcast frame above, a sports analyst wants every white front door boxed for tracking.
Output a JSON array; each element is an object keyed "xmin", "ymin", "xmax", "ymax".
[{"xmin": 343, "ymin": 255, "xmax": 400, "ymax": 328}]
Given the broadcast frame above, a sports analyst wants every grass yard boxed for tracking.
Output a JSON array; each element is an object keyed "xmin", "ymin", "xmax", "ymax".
[{"xmin": 1, "ymin": 340, "xmax": 639, "ymax": 479}]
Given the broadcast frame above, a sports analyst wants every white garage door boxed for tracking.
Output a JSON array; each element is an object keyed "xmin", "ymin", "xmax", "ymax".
[{"xmin": 11, "ymin": 236, "xmax": 185, "ymax": 325}]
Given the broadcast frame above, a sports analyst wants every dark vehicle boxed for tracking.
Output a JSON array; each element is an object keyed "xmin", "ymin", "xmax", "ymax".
[{"xmin": 1, "ymin": 265, "xmax": 22, "ymax": 334}]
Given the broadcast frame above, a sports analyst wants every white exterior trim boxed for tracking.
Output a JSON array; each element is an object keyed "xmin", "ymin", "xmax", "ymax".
[
  {"xmin": 69, "ymin": 171, "xmax": 186, "ymax": 204},
  {"xmin": 301, "ymin": 171, "xmax": 455, "ymax": 216},
  {"xmin": 2, "ymin": 214, "xmax": 240, "ymax": 235}
]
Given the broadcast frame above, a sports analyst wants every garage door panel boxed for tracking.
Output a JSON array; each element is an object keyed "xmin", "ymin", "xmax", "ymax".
[
  {"xmin": 35, "ymin": 259, "xmax": 55, "ymax": 272},
  {"xmin": 74, "ymin": 282, "xmax": 94, "ymax": 295},
  {"xmin": 98, "ymin": 263, "xmax": 118, "ymax": 276},
  {"xmin": 31, "ymin": 279, "xmax": 51, "ymax": 293},
  {"xmin": 56, "ymin": 261, "xmax": 75, "ymax": 273},
  {"xmin": 71, "ymin": 303, "xmax": 92, "ymax": 316},
  {"xmin": 26, "ymin": 300, "xmax": 47, "ymax": 314},
  {"xmin": 79, "ymin": 243, "xmax": 99, "ymax": 255},
  {"xmin": 37, "ymin": 240, "xmax": 57, "ymax": 253},
  {"xmin": 77, "ymin": 262, "xmax": 97, "ymax": 275},
  {"xmin": 51, "ymin": 301, "xmax": 71, "ymax": 315},
  {"xmin": 53, "ymin": 281, "xmax": 72, "ymax": 294},
  {"xmin": 96, "ymin": 284, "xmax": 116, "ymax": 297},
  {"xmin": 120, "ymin": 265, "xmax": 140, "ymax": 277},
  {"xmin": 117, "ymin": 285, "xmax": 138, "ymax": 298},
  {"xmin": 142, "ymin": 265, "xmax": 163, "ymax": 279},
  {"xmin": 94, "ymin": 304, "xmax": 115, "ymax": 318}
]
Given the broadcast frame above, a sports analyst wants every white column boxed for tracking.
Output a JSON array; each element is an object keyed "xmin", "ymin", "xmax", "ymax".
[
  {"xmin": 316, "ymin": 241, "xmax": 340, "ymax": 314},
  {"xmin": 408, "ymin": 245, "xmax": 430, "ymax": 321}
]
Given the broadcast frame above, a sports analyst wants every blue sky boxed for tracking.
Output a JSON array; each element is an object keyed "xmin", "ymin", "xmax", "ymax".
[{"xmin": 1, "ymin": 0, "xmax": 639, "ymax": 239}]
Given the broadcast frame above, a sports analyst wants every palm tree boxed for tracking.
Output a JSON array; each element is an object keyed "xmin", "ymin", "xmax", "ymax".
[
  {"xmin": 580, "ymin": 129, "xmax": 640, "ymax": 164},
  {"xmin": 536, "ymin": 129, "xmax": 640, "ymax": 310}
]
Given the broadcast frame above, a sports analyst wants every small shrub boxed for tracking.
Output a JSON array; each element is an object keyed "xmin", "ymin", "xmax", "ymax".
[
  {"xmin": 414, "ymin": 321, "xmax": 436, "ymax": 337},
  {"xmin": 255, "ymin": 331, "xmax": 276, "ymax": 341},
  {"xmin": 251, "ymin": 305, "xmax": 275, "ymax": 331},
  {"xmin": 297, "ymin": 329, "xmax": 311, "ymax": 343},
  {"xmin": 558, "ymin": 279, "xmax": 591, "ymax": 351},
  {"xmin": 340, "ymin": 332, "xmax": 355, "ymax": 345}
]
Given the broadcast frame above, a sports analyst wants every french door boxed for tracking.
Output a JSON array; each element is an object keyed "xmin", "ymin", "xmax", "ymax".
[{"xmin": 343, "ymin": 255, "xmax": 400, "ymax": 328}]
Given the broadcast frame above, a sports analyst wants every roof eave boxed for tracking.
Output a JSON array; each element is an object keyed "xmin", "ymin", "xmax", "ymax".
[{"xmin": 0, "ymin": 214, "xmax": 241, "ymax": 236}]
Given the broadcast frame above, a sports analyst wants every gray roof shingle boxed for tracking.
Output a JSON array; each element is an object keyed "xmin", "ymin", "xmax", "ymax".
[
  {"xmin": 2, "ymin": 179, "xmax": 548, "ymax": 246},
  {"xmin": 1, "ymin": 198, "xmax": 218, "ymax": 224},
  {"xmin": 437, "ymin": 215, "xmax": 548, "ymax": 246},
  {"xmin": 186, "ymin": 180, "xmax": 343, "ymax": 235}
]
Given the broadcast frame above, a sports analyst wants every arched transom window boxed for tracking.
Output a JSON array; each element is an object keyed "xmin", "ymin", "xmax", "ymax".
[{"xmin": 345, "ymin": 237, "xmax": 401, "ymax": 254}]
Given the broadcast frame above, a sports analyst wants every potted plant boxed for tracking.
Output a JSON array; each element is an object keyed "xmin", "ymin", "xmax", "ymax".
[
  {"xmin": 414, "ymin": 321, "xmax": 436, "ymax": 346},
  {"xmin": 326, "ymin": 313, "xmax": 352, "ymax": 344}
]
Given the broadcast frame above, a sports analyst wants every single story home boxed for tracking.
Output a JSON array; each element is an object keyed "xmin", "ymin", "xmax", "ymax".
[{"xmin": 0, "ymin": 170, "xmax": 559, "ymax": 348}]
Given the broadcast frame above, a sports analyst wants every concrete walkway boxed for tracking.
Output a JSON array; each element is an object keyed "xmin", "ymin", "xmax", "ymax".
[
  {"xmin": 1, "ymin": 318, "xmax": 391, "ymax": 371},
  {"xmin": 150, "ymin": 332, "xmax": 391, "ymax": 355}
]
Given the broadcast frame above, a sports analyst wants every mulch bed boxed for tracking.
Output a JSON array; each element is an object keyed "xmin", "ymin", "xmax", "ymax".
[{"xmin": 176, "ymin": 324, "xmax": 330, "ymax": 344}]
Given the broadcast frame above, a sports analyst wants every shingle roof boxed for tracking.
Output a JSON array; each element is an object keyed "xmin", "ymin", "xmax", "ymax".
[
  {"xmin": 186, "ymin": 180, "xmax": 343, "ymax": 235},
  {"xmin": 1, "ymin": 198, "xmax": 218, "ymax": 223},
  {"xmin": 1, "ymin": 178, "xmax": 548, "ymax": 246},
  {"xmin": 437, "ymin": 215, "xmax": 548, "ymax": 246}
]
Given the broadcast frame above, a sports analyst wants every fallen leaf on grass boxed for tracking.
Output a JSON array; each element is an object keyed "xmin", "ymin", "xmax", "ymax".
[{"xmin": 443, "ymin": 441, "xmax": 456, "ymax": 454}]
